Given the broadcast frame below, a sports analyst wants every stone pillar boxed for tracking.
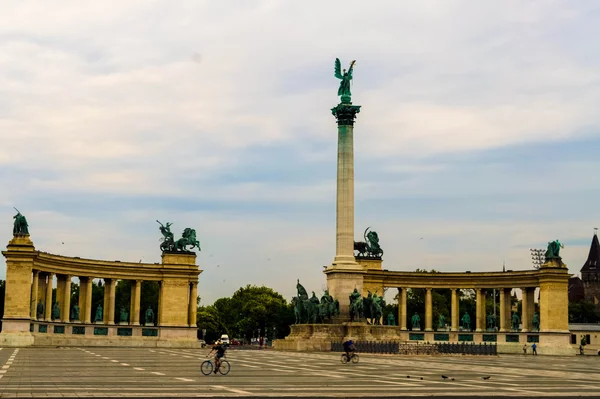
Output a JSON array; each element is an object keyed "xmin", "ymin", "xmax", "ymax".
[
  {"xmin": 107, "ymin": 279, "xmax": 116, "ymax": 325},
  {"xmin": 527, "ymin": 288, "xmax": 535, "ymax": 328},
  {"xmin": 539, "ymin": 269, "xmax": 569, "ymax": 332},
  {"xmin": 398, "ymin": 288, "xmax": 407, "ymax": 330},
  {"xmin": 425, "ymin": 288, "xmax": 433, "ymax": 331},
  {"xmin": 84, "ymin": 277, "xmax": 93, "ymax": 323},
  {"xmin": 45, "ymin": 273, "xmax": 54, "ymax": 321},
  {"xmin": 480, "ymin": 289, "xmax": 487, "ymax": 330},
  {"xmin": 103, "ymin": 279, "xmax": 110, "ymax": 324},
  {"xmin": 131, "ymin": 280, "xmax": 142, "ymax": 325},
  {"xmin": 1, "ymin": 235, "xmax": 36, "ymax": 344},
  {"xmin": 30, "ymin": 270, "xmax": 39, "ymax": 320},
  {"xmin": 78, "ymin": 277, "xmax": 87, "ymax": 322},
  {"xmin": 499, "ymin": 288, "xmax": 507, "ymax": 332},
  {"xmin": 188, "ymin": 282, "xmax": 198, "ymax": 327},
  {"xmin": 61, "ymin": 276, "xmax": 71, "ymax": 322},
  {"xmin": 475, "ymin": 289, "xmax": 483, "ymax": 332},
  {"xmin": 451, "ymin": 289, "xmax": 459, "ymax": 331},
  {"xmin": 330, "ymin": 102, "xmax": 362, "ymax": 269},
  {"xmin": 521, "ymin": 288, "xmax": 530, "ymax": 332}
]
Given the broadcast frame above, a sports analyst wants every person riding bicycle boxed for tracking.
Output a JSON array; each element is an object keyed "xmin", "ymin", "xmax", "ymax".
[
  {"xmin": 343, "ymin": 339, "xmax": 355, "ymax": 360},
  {"xmin": 208, "ymin": 339, "xmax": 227, "ymax": 374}
]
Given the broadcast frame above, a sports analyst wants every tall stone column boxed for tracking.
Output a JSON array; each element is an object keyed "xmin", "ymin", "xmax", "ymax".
[
  {"xmin": 62, "ymin": 276, "xmax": 71, "ymax": 322},
  {"xmin": 398, "ymin": 288, "xmax": 407, "ymax": 330},
  {"xmin": 451, "ymin": 289, "xmax": 459, "ymax": 331},
  {"xmin": 103, "ymin": 279, "xmax": 111, "ymax": 324},
  {"xmin": 45, "ymin": 273, "xmax": 54, "ymax": 321},
  {"xmin": 521, "ymin": 287, "xmax": 530, "ymax": 332},
  {"xmin": 526, "ymin": 288, "xmax": 535, "ymax": 329},
  {"xmin": 38, "ymin": 273, "xmax": 47, "ymax": 310},
  {"xmin": 425, "ymin": 288, "xmax": 433, "ymax": 331},
  {"xmin": 188, "ymin": 282, "xmax": 198, "ymax": 327},
  {"xmin": 107, "ymin": 279, "xmax": 116, "ymax": 325},
  {"xmin": 130, "ymin": 280, "xmax": 142, "ymax": 325},
  {"xmin": 499, "ymin": 288, "xmax": 507, "ymax": 332},
  {"xmin": 475, "ymin": 289, "xmax": 483, "ymax": 332},
  {"xmin": 480, "ymin": 290, "xmax": 487, "ymax": 330},
  {"xmin": 325, "ymin": 100, "xmax": 364, "ymax": 319},
  {"xmin": 84, "ymin": 277, "xmax": 93, "ymax": 323},
  {"xmin": 30, "ymin": 270, "xmax": 39, "ymax": 320}
]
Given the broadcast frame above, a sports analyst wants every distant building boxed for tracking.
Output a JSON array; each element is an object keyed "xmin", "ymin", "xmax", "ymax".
[
  {"xmin": 569, "ymin": 276, "xmax": 585, "ymax": 303},
  {"xmin": 581, "ymin": 231, "xmax": 600, "ymax": 308}
]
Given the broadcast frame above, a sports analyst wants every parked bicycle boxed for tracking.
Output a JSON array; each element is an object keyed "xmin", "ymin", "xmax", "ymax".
[
  {"xmin": 201, "ymin": 358, "xmax": 231, "ymax": 375},
  {"xmin": 340, "ymin": 352, "xmax": 359, "ymax": 364}
]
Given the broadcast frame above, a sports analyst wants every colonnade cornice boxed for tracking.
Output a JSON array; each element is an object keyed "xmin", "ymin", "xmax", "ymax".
[
  {"xmin": 31, "ymin": 251, "xmax": 201, "ymax": 282},
  {"xmin": 364, "ymin": 269, "xmax": 568, "ymax": 289}
]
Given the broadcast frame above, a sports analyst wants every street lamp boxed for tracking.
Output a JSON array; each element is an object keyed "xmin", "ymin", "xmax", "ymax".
[{"xmin": 530, "ymin": 249, "xmax": 545, "ymax": 269}]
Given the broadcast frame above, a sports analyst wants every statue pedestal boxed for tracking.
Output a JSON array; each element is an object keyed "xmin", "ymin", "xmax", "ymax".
[{"xmin": 541, "ymin": 258, "xmax": 567, "ymax": 269}]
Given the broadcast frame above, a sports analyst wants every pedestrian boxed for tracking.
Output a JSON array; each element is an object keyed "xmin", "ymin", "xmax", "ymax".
[
  {"xmin": 522, "ymin": 344, "xmax": 527, "ymax": 354},
  {"xmin": 531, "ymin": 343, "xmax": 537, "ymax": 355}
]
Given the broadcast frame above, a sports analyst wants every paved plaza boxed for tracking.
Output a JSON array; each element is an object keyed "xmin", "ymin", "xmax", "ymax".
[{"xmin": 0, "ymin": 347, "xmax": 598, "ymax": 397}]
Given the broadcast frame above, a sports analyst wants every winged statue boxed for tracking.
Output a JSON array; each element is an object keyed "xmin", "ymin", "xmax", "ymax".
[{"xmin": 334, "ymin": 58, "xmax": 356, "ymax": 102}]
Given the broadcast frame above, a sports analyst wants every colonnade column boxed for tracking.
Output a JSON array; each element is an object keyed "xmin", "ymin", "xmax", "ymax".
[
  {"xmin": 85, "ymin": 277, "xmax": 93, "ymax": 323},
  {"xmin": 480, "ymin": 289, "xmax": 487, "ymax": 330},
  {"xmin": 398, "ymin": 288, "xmax": 407, "ymax": 330},
  {"xmin": 425, "ymin": 288, "xmax": 433, "ymax": 331},
  {"xmin": 30, "ymin": 270, "xmax": 39, "ymax": 319},
  {"xmin": 521, "ymin": 287, "xmax": 530, "ymax": 332},
  {"xmin": 504, "ymin": 288, "xmax": 512, "ymax": 329},
  {"xmin": 188, "ymin": 282, "xmax": 198, "ymax": 327},
  {"xmin": 451, "ymin": 289, "xmax": 459, "ymax": 331},
  {"xmin": 499, "ymin": 288, "xmax": 507, "ymax": 331},
  {"xmin": 45, "ymin": 273, "xmax": 54, "ymax": 321},
  {"xmin": 131, "ymin": 280, "xmax": 142, "ymax": 325},
  {"xmin": 526, "ymin": 288, "xmax": 535, "ymax": 329},
  {"xmin": 61, "ymin": 276, "xmax": 71, "ymax": 322},
  {"xmin": 108, "ymin": 279, "xmax": 116, "ymax": 324},
  {"xmin": 475, "ymin": 289, "xmax": 482, "ymax": 332}
]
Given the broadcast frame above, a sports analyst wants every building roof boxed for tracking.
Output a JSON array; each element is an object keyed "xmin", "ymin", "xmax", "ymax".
[{"xmin": 580, "ymin": 232, "xmax": 600, "ymax": 272}]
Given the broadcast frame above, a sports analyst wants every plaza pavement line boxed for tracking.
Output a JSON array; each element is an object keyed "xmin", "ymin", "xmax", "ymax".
[
  {"xmin": 211, "ymin": 385, "xmax": 252, "ymax": 395},
  {"xmin": 0, "ymin": 349, "xmax": 18, "ymax": 377}
]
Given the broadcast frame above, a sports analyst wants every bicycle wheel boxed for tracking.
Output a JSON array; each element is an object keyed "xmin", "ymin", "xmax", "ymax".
[
  {"xmin": 218, "ymin": 360, "xmax": 231, "ymax": 375},
  {"xmin": 341, "ymin": 354, "xmax": 349, "ymax": 364},
  {"xmin": 201, "ymin": 360, "xmax": 213, "ymax": 375},
  {"xmin": 351, "ymin": 354, "xmax": 359, "ymax": 364}
]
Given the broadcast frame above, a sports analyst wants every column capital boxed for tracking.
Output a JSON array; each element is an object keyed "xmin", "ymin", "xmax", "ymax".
[{"xmin": 331, "ymin": 103, "xmax": 361, "ymax": 126}]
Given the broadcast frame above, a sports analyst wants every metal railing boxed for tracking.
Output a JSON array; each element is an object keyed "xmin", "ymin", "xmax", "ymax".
[{"xmin": 331, "ymin": 341, "xmax": 497, "ymax": 356}]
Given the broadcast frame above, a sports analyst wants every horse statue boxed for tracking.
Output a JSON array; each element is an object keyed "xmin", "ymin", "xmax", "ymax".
[
  {"xmin": 318, "ymin": 290, "xmax": 340, "ymax": 323},
  {"xmin": 174, "ymin": 228, "xmax": 201, "ymax": 252},
  {"xmin": 354, "ymin": 227, "xmax": 384, "ymax": 258}
]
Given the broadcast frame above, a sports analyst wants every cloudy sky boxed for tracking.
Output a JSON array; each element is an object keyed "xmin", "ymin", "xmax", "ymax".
[{"xmin": 1, "ymin": 1, "xmax": 599, "ymax": 304}]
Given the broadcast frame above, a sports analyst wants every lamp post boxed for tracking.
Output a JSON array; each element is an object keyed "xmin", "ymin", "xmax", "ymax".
[{"xmin": 530, "ymin": 249, "xmax": 545, "ymax": 269}]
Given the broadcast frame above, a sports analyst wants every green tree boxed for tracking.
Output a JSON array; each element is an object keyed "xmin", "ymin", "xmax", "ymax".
[{"xmin": 569, "ymin": 300, "xmax": 600, "ymax": 323}]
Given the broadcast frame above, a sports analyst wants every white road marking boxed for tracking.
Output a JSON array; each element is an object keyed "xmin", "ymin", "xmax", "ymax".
[
  {"xmin": 212, "ymin": 385, "xmax": 252, "ymax": 395},
  {"xmin": 151, "ymin": 371, "xmax": 165, "ymax": 375},
  {"xmin": 120, "ymin": 363, "xmax": 130, "ymax": 366},
  {"xmin": 133, "ymin": 367, "xmax": 145, "ymax": 371},
  {"xmin": 110, "ymin": 360, "xmax": 119, "ymax": 363},
  {"xmin": 175, "ymin": 377, "xmax": 194, "ymax": 382}
]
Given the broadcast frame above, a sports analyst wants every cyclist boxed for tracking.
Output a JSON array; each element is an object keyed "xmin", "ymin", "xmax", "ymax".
[
  {"xmin": 208, "ymin": 339, "xmax": 227, "ymax": 373},
  {"xmin": 343, "ymin": 339, "xmax": 355, "ymax": 361}
]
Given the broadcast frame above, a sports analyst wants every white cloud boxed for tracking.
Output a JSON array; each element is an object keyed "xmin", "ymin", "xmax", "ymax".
[{"xmin": 1, "ymin": 1, "xmax": 599, "ymax": 303}]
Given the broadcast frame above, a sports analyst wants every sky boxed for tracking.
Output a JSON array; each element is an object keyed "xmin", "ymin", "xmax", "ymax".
[{"xmin": 1, "ymin": 1, "xmax": 599, "ymax": 305}]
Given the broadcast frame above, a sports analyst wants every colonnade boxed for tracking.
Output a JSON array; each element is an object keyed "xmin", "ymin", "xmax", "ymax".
[
  {"xmin": 396, "ymin": 287, "xmax": 538, "ymax": 332},
  {"xmin": 29, "ymin": 270, "xmax": 199, "ymax": 327}
]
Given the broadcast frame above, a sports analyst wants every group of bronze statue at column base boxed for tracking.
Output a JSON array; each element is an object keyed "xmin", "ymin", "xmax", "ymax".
[
  {"xmin": 293, "ymin": 280, "xmax": 340, "ymax": 324},
  {"xmin": 34, "ymin": 300, "xmax": 156, "ymax": 325}
]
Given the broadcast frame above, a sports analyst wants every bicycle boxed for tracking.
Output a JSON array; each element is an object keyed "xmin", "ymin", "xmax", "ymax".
[
  {"xmin": 201, "ymin": 357, "xmax": 231, "ymax": 375},
  {"xmin": 340, "ymin": 352, "xmax": 359, "ymax": 364}
]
